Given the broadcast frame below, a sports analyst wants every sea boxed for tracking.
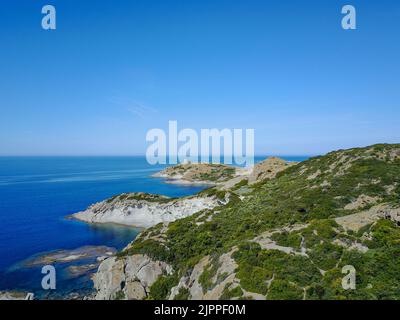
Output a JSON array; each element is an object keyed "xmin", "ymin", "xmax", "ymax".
[{"xmin": 0, "ymin": 156, "xmax": 308, "ymax": 298}]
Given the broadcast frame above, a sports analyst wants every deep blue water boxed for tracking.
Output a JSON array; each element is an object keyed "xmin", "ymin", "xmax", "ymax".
[{"xmin": 0, "ymin": 155, "xmax": 308, "ymax": 297}]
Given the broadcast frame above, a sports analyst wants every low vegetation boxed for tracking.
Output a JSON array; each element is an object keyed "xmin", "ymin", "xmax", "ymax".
[
  {"xmin": 118, "ymin": 144, "xmax": 400, "ymax": 300},
  {"xmin": 106, "ymin": 192, "xmax": 174, "ymax": 203}
]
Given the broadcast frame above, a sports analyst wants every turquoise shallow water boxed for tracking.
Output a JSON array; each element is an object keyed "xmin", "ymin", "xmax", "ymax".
[{"xmin": 0, "ymin": 156, "xmax": 308, "ymax": 297}]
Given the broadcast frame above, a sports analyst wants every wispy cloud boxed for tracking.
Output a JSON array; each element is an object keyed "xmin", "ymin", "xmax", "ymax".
[{"xmin": 109, "ymin": 97, "xmax": 157, "ymax": 119}]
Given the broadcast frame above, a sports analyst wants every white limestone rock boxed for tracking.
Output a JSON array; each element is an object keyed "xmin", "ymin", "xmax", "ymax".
[
  {"xmin": 71, "ymin": 192, "xmax": 219, "ymax": 228},
  {"xmin": 93, "ymin": 254, "xmax": 172, "ymax": 300}
]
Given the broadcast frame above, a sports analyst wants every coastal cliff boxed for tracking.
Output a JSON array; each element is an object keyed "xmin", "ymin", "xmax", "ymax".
[
  {"xmin": 88, "ymin": 145, "xmax": 400, "ymax": 300},
  {"xmin": 71, "ymin": 192, "xmax": 225, "ymax": 228}
]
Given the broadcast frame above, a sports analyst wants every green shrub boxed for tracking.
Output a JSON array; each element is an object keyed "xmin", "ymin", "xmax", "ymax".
[
  {"xmin": 114, "ymin": 290, "xmax": 125, "ymax": 300},
  {"xmin": 267, "ymin": 279, "xmax": 303, "ymax": 300},
  {"xmin": 149, "ymin": 273, "xmax": 179, "ymax": 300},
  {"xmin": 173, "ymin": 287, "xmax": 190, "ymax": 300},
  {"xmin": 270, "ymin": 231, "xmax": 302, "ymax": 249},
  {"xmin": 220, "ymin": 285, "xmax": 244, "ymax": 300}
]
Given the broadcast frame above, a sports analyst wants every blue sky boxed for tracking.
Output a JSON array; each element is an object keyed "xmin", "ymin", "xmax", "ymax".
[{"xmin": 0, "ymin": 0, "xmax": 399, "ymax": 156}]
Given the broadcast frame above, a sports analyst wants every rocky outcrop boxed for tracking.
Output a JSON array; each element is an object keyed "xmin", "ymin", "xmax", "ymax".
[
  {"xmin": 169, "ymin": 249, "xmax": 239, "ymax": 300},
  {"xmin": 335, "ymin": 204, "xmax": 400, "ymax": 231},
  {"xmin": 169, "ymin": 256, "xmax": 210, "ymax": 300},
  {"xmin": 344, "ymin": 194, "xmax": 381, "ymax": 210},
  {"xmin": 0, "ymin": 291, "xmax": 33, "ymax": 300},
  {"xmin": 93, "ymin": 248, "xmax": 242, "ymax": 301},
  {"xmin": 153, "ymin": 163, "xmax": 236, "ymax": 185},
  {"xmin": 248, "ymin": 157, "xmax": 296, "ymax": 184},
  {"xmin": 93, "ymin": 254, "xmax": 173, "ymax": 300},
  {"xmin": 71, "ymin": 192, "xmax": 220, "ymax": 228},
  {"xmin": 154, "ymin": 158, "xmax": 295, "ymax": 187}
]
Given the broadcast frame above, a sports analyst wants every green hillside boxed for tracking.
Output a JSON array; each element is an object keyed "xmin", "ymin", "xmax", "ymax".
[{"xmin": 118, "ymin": 144, "xmax": 400, "ymax": 300}]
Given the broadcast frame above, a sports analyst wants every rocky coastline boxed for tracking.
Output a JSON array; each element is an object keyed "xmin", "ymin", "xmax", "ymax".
[
  {"xmin": 86, "ymin": 146, "xmax": 400, "ymax": 300},
  {"xmin": 71, "ymin": 157, "xmax": 297, "ymax": 300}
]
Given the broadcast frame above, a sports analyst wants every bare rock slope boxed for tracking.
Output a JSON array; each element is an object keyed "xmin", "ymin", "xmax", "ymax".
[
  {"xmin": 94, "ymin": 254, "xmax": 172, "ymax": 300},
  {"xmin": 71, "ymin": 192, "xmax": 221, "ymax": 228}
]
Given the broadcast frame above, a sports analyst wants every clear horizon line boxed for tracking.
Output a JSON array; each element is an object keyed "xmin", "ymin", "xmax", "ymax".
[{"xmin": 0, "ymin": 154, "xmax": 317, "ymax": 157}]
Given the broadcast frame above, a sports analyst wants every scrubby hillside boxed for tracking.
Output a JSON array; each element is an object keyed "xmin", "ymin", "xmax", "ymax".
[{"xmin": 94, "ymin": 144, "xmax": 400, "ymax": 300}]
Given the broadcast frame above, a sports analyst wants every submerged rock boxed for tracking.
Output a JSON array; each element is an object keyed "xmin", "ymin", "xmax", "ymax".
[
  {"xmin": 22, "ymin": 245, "xmax": 116, "ymax": 267},
  {"xmin": 66, "ymin": 263, "xmax": 98, "ymax": 278}
]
